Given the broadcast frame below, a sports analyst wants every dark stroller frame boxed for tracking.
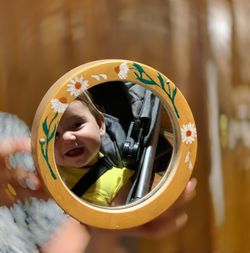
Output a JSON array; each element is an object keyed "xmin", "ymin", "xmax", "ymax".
[
  {"xmin": 127, "ymin": 99, "xmax": 162, "ymax": 202},
  {"xmin": 88, "ymin": 81, "xmax": 172, "ymax": 204}
]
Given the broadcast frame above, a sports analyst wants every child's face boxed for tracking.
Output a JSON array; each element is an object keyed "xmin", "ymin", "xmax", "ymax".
[{"xmin": 54, "ymin": 100, "xmax": 105, "ymax": 168}]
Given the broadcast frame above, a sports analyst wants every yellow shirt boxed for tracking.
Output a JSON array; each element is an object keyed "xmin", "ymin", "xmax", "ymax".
[{"xmin": 58, "ymin": 161, "xmax": 134, "ymax": 206}]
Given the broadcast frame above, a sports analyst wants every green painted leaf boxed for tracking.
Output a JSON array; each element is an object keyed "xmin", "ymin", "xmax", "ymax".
[
  {"xmin": 133, "ymin": 63, "xmax": 144, "ymax": 74},
  {"xmin": 48, "ymin": 124, "xmax": 57, "ymax": 142},
  {"xmin": 42, "ymin": 118, "xmax": 49, "ymax": 135},
  {"xmin": 157, "ymin": 73, "xmax": 165, "ymax": 89},
  {"xmin": 140, "ymin": 78, "xmax": 155, "ymax": 85},
  {"xmin": 172, "ymin": 87, "xmax": 177, "ymax": 100}
]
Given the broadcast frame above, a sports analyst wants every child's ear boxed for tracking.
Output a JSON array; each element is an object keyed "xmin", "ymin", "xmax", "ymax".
[{"xmin": 98, "ymin": 114, "xmax": 106, "ymax": 136}]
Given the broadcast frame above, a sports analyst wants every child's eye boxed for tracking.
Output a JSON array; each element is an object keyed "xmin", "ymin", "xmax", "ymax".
[
  {"xmin": 72, "ymin": 122, "xmax": 82, "ymax": 130},
  {"xmin": 55, "ymin": 131, "xmax": 60, "ymax": 138}
]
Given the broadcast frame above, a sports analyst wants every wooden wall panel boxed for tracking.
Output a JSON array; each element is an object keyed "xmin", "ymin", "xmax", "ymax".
[
  {"xmin": 208, "ymin": 0, "xmax": 250, "ymax": 252},
  {"xmin": 0, "ymin": 0, "xmax": 175, "ymax": 125},
  {"xmin": 138, "ymin": 0, "xmax": 213, "ymax": 252}
]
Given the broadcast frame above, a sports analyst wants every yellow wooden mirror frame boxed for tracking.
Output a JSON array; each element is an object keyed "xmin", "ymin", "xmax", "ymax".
[{"xmin": 31, "ymin": 59, "xmax": 197, "ymax": 229}]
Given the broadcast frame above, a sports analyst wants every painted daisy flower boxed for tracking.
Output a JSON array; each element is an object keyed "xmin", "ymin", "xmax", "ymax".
[
  {"xmin": 67, "ymin": 76, "xmax": 88, "ymax": 97},
  {"xmin": 115, "ymin": 62, "xmax": 129, "ymax": 79},
  {"xmin": 51, "ymin": 97, "xmax": 69, "ymax": 113},
  {"xmin": 181, "ymin": 122, "xmax": 197, "ymax": 144}
]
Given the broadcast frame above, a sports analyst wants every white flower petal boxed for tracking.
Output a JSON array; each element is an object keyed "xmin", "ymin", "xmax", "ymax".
[
  {"xmin": 92, "ymin": 75, "xmax": 100, "ymax": 81},
  {"xmin": 66, "ymin": 76, "xmax": 89, "ymax": 97},
  {"xmin": 185, "ymin": 152, "xmax": 190, "ymax": 163},
  {"xmin": 181, "ymin": 123, "xmax": 197, "ymax": 144},
  {"xmin": 117, "ymin": 62, "xmax": 129, "ymax": 79},
  {"xmin": 51, "ymin": 99, "xmax": 68, "ymax": 113},
  {"xmin": 100, "ymin": 74, "xmax": 108, "ymax": 80}
]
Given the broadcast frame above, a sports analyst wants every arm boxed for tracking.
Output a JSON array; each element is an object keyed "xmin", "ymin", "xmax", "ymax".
[{"xmin": 0, "ymin": 137, "xmax": 90, "ymax": 253}]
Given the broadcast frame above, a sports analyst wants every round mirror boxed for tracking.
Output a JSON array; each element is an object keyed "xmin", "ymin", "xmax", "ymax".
[{"xmin": 31, "ymin": 59, "xmax": 197, "ymax": 229}]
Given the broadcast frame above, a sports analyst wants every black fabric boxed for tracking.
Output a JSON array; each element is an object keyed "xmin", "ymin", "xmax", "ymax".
[
  {"xmin": 71, "ymin": 156, "xmax": 114, "ymax": 197},
  {"xmin": 153, "ymin": 133, "xmax": 173, "ymax": 172},
  {"xmin": 89, "ymin": 81, "xmax": 134, "ymax": 132}
]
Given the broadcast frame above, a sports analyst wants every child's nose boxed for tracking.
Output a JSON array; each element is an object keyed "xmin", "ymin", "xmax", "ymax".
[{"xmin": 62, "ymin": 131, "xmax": 76, "ymax": 141}]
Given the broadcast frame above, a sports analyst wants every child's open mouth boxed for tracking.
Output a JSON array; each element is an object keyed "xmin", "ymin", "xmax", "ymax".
[{"xmin": 66, "ymin": 147, "xmax": 85, "ymax": 157}]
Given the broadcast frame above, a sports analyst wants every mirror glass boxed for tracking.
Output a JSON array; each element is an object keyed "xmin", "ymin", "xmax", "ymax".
[{"xmin": 54, "ymin": 81, "xmax": 174, "ymax": 208}]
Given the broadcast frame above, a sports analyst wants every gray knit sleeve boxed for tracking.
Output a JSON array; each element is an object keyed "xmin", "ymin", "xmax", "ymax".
[
  {"xmin": 0, "ymin": 198, "xmax": 67, "ymax": 253},
  {"xmin": 0, "ymin": 113, "xmax": 68, "ymax": 252}
]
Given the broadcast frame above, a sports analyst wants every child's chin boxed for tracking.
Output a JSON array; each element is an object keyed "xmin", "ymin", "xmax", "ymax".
[
  {"xmin": 71, "ymin": 160, "xmax": 88, "ymax": 168},
  {"xmin": 59, "ymin": 160, "xmax": 87, "ymax": 168}
]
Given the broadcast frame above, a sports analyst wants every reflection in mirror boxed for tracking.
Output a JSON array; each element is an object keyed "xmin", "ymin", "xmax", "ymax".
[{"xmin": 55, "ymin": 81, "xmax": 173, "ymax": 208}]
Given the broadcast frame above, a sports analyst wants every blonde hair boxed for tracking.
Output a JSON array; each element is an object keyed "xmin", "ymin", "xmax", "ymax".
[{"xmin": 76, "ymin": 91, "xmax": 103, "ymax": 123}]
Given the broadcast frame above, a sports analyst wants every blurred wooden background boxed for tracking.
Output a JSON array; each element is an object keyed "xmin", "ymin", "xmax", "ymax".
[{"xmin": 0, "ymin": 0, "xmax": 249, "ymax": 252}]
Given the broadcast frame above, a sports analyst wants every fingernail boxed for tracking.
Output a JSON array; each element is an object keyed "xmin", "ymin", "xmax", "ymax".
[
  {"xmin": 187, "ymin": 178, "xmax": 197, "ymax": 192},
  {"xmin": 176, "ymin": 213, "xmax": 188, "ymax": 227},
  {"xmin": 25, "ymin": 178, "xmax": 36, "ymax": 190}
]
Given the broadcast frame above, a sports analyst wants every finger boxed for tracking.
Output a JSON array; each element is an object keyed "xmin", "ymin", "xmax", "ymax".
[
  {"xmin": 15, "ymin": 166, "xmax": 30, "ymax": 188},
  {"xmin": 153, "ymin": 178, "xmax": 197, "ymax": 222},
  {"xmin": 171, "ymin": 177, "xmax": 197, "ymax": 209},
  {"xmin": 120, "ymin": 211, "xmax": 188, "ymax": 239},
  {"xmin": 25, "ymin": 172, "xmax": 43, "ymax": 190},
  {"xmin": 184, "ymin": 177, "xmax": 198, "ymax": 195},
  {"xmin": 180, "ymin": 177, "xmax": 197, "ymax": 201},
  {"xmin": 142, "ymin": 212, "xmax": 188, "ymax": 239},
  {"xmin": 15, "ymin": 166, "xmax": 42, "ymax": 191}
]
